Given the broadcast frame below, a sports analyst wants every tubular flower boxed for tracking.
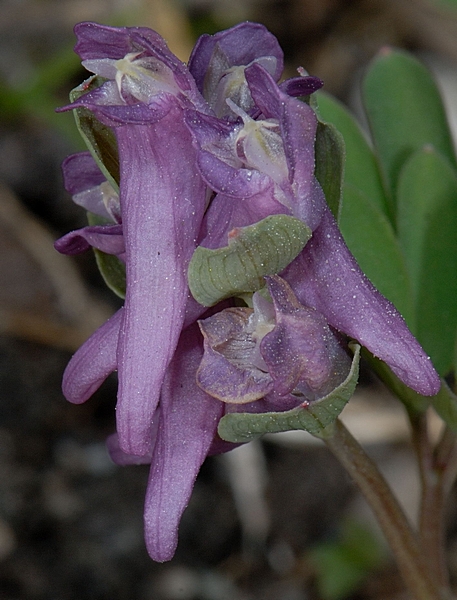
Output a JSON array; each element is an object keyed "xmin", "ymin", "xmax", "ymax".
[{"xmin": 58, "ymin": 23, "xmax": 212, "ymax": 456}]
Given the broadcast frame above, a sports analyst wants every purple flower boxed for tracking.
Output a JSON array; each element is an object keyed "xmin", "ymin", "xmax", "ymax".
[
  {"xmin": 55, "ymin": 152, "xmax": 125, "ymax": 258},
  {"xmin": 186, "ymin": 62, "xmax": 440, "ymax": 396},
  {"xmin": 197, "ymin": 276, "xmax": 352, "ymax": 404},
  {"xmin": 56, "ymin": 20, "xmax": 440, "ymax": 564},
  {"xmin": 59, "ymin": 23, "xmax": 212, "ymax": 457}
]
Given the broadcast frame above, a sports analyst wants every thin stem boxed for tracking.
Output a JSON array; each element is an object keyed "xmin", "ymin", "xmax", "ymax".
[
  {"xmin": 322, "ymin": 418, "xmax": 446, "ymax": 600},
  {"xmin": 410, "ymin": 411, "xmax": 452, "ymax": 590}
]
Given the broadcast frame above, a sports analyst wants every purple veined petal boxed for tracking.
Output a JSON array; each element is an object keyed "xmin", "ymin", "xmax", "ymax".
[
  {"xmin": 74, "ymin": 23, "xmax": 210, "ymax": 115},
  {"xmin": 62, "ymin": 152, "xmax": 105, "ymax": 197},
  {"xmin": 54, "ymin": 224, "xmax": 125, "ymax": 258},
  {"xmin": 75, "ymin": 22, "xmax": 189, "ymax": 85},
  {"xmin": 197, "ymin": 308, "xmax": 274, "ymax": 403},
  {"xmin": 260, "ymin": 276, "xmax": 351, "ymax": 399},
  {"xmin": 197, "ymin": 150, "xmax": 272, "ymax": 198},
  {"xmin": 106, "ymin": 431, "xmax": 154, "ymax": 466},
  {"xmin": 61, "ymin": 84, "xmax": 177, "ymax": 126},
  {"xmin": 189, "ymin": 22, "xmax": 284, "ymax": 94},
  {"xmin": 143, "ymin": 323, "xmax": 224, "ymax": 562},
  {"xmin": 185, "ymin": 108, "xmax": 290, "ymax": 206},
  {"xmin": 245, "ymin": 63, "xmax": 325, "ymax": 230},
  {"xmin": 279, "ymin": 75, "xmax": 324, "ymax": 98},
  {"xmin": 74, "ymin": 22, "xmax": 168, "ymax": 61},
  {"xmin": 62, "ymin": 153, "xmax": 119, "ymax": 222},
  {"xmin": 197, "ymin": 337, "xmax": 273, "ymax": 403},
  {"xmin": 62, "ymin": 308, "xmax": 122, "ymax": 404},
  {"xmin": 284, "ymin": 206, "xmax": 441, "ymax": 395},
  {"xmin": 115, "ymin": 105, "xmax": 207, "ymax": 457},
  {"xmin": 185, "ymin": 109, "xmax": 239, "ymax": 167},
  {"xmin": 197, "ymin": 187, "xmax": 289, "ymax": 250}
]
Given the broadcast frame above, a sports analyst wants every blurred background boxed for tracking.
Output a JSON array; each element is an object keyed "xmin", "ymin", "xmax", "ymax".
[{"xmin": 2, "ymin": 0, "xmax": 457, "ymax": 598}]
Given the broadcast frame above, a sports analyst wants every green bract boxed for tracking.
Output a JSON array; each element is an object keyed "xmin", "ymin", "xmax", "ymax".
[
  {"xmin": 188, "ymin": 215, "xmax": 312, "ymax": 306},
  {"xmin": 314, "ymin": 118, "xmax": 345, "ymax": 221},
  {"xmin": 70, "ymin": 77, "xmax": 120, "ymax": 189},
  {"xmin": 217, "ymin": 344, "xmax": 360, "ymax": 443}
]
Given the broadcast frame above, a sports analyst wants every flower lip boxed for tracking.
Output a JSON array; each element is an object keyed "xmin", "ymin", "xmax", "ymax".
[
  {"xmin": 188, "ymin": 21, "xmax": 284, "ymax": 94},
  {"xmin": 68, "ymin": 22, "xmax": 211, "ymax": 120},
  {"xmin": 197, "ymin": 276, "xmax": 352, "ymax": 404}
]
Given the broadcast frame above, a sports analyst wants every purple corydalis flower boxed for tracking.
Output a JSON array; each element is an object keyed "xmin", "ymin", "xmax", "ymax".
[
  {"xmin": 56, "ymin": 20, "xmax": 441, "ymax": 565},
  {"xmin": 197, "ymin": 276, "xmax": 351, "ymax": 404},
  {"xmin": 188, "ymin": 22, "xmax": 322, "ymax": 118},
  {"xmin": 188, "ymin": 21, "xmax": 284, "ymax": 117},
  {"xmin": 61, "ymin": 23, "xmax": 211, "ymax": 456},
  {"xmin": 187, "ymin": 63, "xmax": 440, "ymax": 396},
  {"xmin": 55, "ymin": 152, "xmax": 125, "ymax": 258}
]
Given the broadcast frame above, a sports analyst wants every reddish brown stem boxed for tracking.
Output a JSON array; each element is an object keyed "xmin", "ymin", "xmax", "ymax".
[{"xmin": 322, "ymin": 419, "xmax": 447, "ymax": 600}]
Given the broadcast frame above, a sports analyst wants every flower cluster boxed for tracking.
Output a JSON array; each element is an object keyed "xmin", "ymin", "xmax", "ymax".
[{"xmin": 56, "ymin": 22, "xmax": 440, "ymax": 561}]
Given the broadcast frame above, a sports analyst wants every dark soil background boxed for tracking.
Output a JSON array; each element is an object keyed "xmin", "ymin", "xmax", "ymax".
[{"xmin": 1, "ymin": 1, "xmax": 457, "ymax": 598}]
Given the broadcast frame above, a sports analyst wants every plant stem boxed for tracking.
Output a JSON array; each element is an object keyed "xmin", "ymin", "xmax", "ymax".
[
  {"xmin": 321, "ymin": 418, "xmax": 447, "ymax": 600},
  {"xmin": 411, "ymin": 412, "xmax": 457, "ymax": 591}
]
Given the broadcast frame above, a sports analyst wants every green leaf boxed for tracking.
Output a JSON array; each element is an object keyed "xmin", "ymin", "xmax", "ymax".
[
  {"xmin": 363, "ymin": 48, "xmax": 456, "ymax": 201},
  {"xmin": 188, "ymin": 215, "xmax": 312, "ymax": 307},
  {"xmin": 339, "ymin": 183, "xmax": 414, "ymax": 326},
  {"xmin": 87, "ymin": 213, "xmax": 126, "ymax": 298},
  {"xmin": 397, "ymin": 146, "xmax": 457, "ymax": 375},
  {"xmin": 314, "ymin": 119, "xmax": 345, "ymax": 221},
  {"xmin": 70, "ymin": 77, "xmax": 120, "ymax": 189},
  {"xmin": 217, "ymin": 344, "xmax": 360, "ymax": 443},
  {"xmin": 316, "ymin": 92, "xmax": 390, "ymax": 219}
]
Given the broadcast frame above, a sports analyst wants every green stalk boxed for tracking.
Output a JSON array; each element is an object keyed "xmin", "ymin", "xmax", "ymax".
[
  {"xmin": 411, "ymin": 413, "xmax": 457, "ymax": 592},
  {"xmin": 321, "ymin": 419, "xmax": 448, "ymax": 600}
]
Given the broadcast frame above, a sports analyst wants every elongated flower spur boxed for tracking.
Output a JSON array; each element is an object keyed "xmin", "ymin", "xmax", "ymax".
[{"xmin": 55, "ymin": 21, "xmax": 440, "ymax": 562}]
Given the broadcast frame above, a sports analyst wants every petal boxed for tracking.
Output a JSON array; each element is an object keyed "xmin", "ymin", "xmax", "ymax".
[
  {"xmin": 54, "ymin": 224, "xmax": 125, "ymax": 257},
  {"xmin": 143, "ymin": 323, "xmax": 223, "ymax": 561},
  {"xmin": 197, "ymin": 188, "xmax": 288, "ymax": 250},
  {"xmin": 65, "ymin": 84, "xmax": 177, "ymax": 126},
  {"xmin": 62, "ymin": 308, "xmax": 122, "ymax": 404},
  {"xmin": 106, "ymin": 432, "xmax": 154, "ymax": 466},
  {"xmin": 62, "ymin": 153, "xmax": 120, "ymax": 221},
  {"xmin": 74, "ymin": 22, "xmax": 167, "ymax": 61},
  {"xmin": 189, "ymin": 22, "xmax": 284, "ymax": 94},
  {"xmin": 74, "ymin": 23, "xmax": 209, "ymax": 114},
  {"xmin": 245, "ymin": 64, "xmax": 325, "ymax": 229},
  {"xmin": 279, "ymin": 75, "xmax": 324, "ymax": 98},
  {"xmin": 197, "ymin": 308, "xmax": 273, "ymax": 403},
  {"xmin": 197, "ymin": 150, "xmax": 272, "ymax": 198},
  {"xmin": 261, "ymin": 276, "xmax": 351, "ymax": 399},
  {"xmin": 62, "ymin": 152, "xmax": 105, "ymax": 196},
  {"xmin": 114, "ymin": 107, "xmax": 207, "ymax": 456},
  {"xmin": 284, "ymin": 207, "xmax": 440, "ymax": 395}
]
